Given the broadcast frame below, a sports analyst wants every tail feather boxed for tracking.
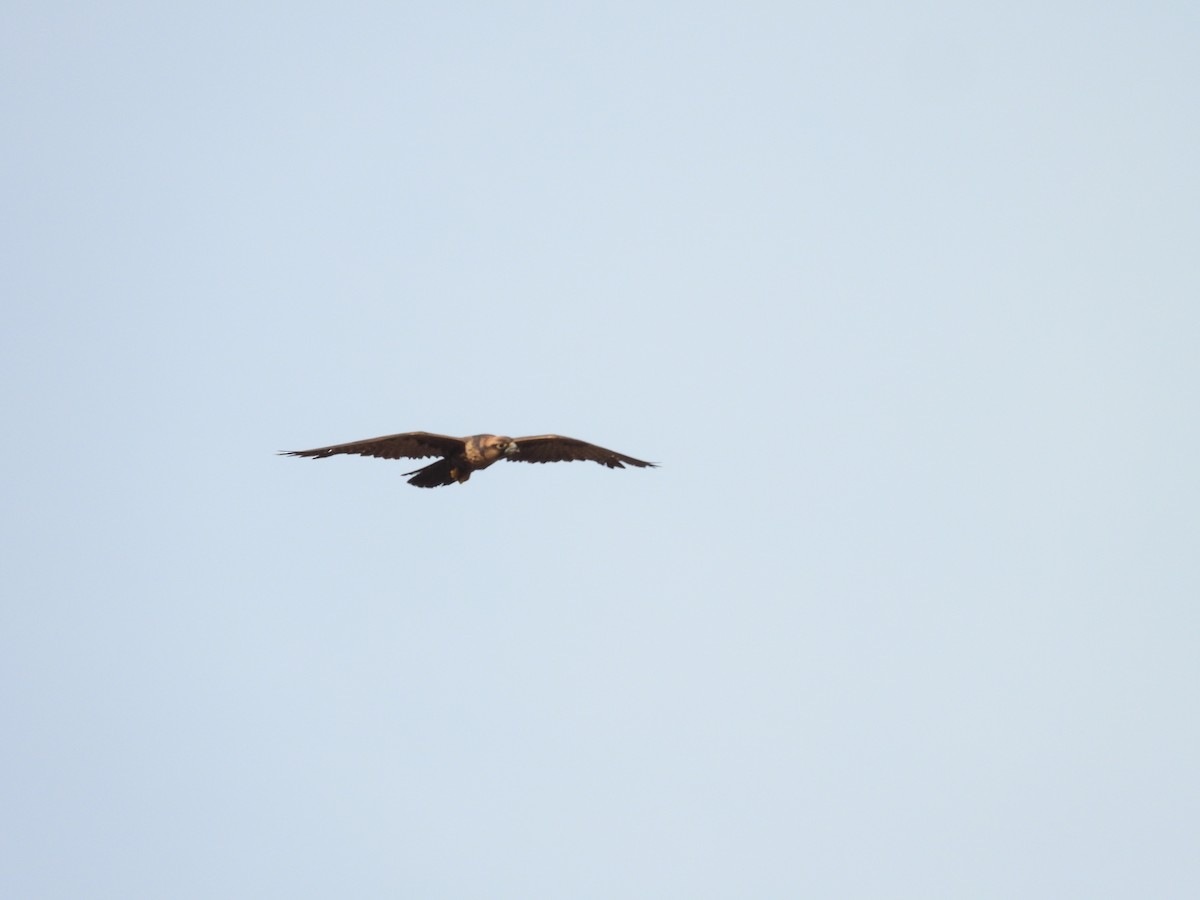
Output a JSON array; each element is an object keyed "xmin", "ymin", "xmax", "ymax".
[{"xmin": 403, "ymin": 458, "xmax": 461, "ymax": 488}]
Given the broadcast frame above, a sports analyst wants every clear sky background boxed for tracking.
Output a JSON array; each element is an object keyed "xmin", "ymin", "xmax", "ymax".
[{"xmin": 3, "ymin": 2, "xmax": 1198, "ymax": 897}]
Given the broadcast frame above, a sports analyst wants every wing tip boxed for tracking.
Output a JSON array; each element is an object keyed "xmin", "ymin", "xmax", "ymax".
[{"xmin": 619, "ymin": 457, "xmax": 658, "ymax": 468}]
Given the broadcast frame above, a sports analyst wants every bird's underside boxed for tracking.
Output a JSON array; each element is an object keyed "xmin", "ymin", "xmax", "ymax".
[{"xmin": 280, "ymin": 431, "xmax": 656, "ymax": 488}]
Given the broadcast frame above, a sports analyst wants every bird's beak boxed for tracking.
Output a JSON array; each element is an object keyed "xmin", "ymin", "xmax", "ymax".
[{"xmin": 505, "ymin": 441, "xmax": 519, "ymax": 457}]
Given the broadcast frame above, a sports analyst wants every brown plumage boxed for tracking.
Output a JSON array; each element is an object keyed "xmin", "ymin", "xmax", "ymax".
[{"xmin": 280, "ymin": 431, "xmax": 657, "ymax": 488}]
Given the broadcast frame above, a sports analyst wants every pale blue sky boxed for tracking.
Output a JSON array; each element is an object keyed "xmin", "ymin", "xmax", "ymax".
[{"xmin": 3, "ymin": 2, "xmax": 1198, "ymax": 897}]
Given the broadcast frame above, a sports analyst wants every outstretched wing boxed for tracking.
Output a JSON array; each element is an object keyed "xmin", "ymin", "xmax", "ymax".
[
  {"xmin": 510, "ymin": 435, "xmax": 657, "ymax": 469},
  {"xmin": 280, "ymin": 431, "xmax": 465, "ymax": 461}
]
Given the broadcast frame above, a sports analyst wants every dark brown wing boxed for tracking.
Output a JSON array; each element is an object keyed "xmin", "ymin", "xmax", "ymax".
[
  {"xmin": 280, "ymin": 431, "xmax": 465, "ymax": 461},
  {"xmin": 510, "ymin": 435, "xmax": 657, "ymax": 469}
]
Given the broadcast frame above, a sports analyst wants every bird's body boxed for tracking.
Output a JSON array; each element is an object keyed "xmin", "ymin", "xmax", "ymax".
[{"xmin": 281, "ymin": 431, "xmax": 655, "ymax": 488}]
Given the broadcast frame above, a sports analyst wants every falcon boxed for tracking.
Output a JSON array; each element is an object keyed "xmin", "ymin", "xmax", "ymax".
[{"xmin": 280, "ymin": 431, "xmax": 657, "ymax": 488}]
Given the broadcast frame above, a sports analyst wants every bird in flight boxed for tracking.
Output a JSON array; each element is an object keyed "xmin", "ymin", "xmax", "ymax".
[{"xmin": 280, "ymin": 431, "xmax": 657, "ymax": 488}]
